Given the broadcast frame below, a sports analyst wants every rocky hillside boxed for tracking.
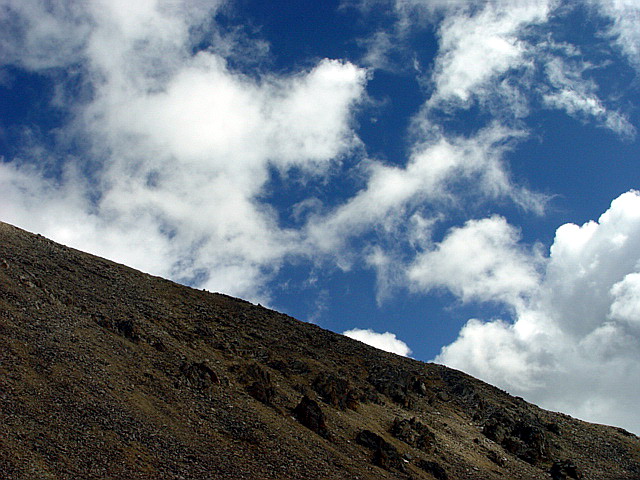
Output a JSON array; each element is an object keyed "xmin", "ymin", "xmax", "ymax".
[{"xmin": 1, "ymin": 221, "xmax": 639, "ymax": 480}]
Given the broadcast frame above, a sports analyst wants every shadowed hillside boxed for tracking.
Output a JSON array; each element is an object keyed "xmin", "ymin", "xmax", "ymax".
[{"xmin": 1, "ymin": 221, "xmax": 639, "ymax": 480}]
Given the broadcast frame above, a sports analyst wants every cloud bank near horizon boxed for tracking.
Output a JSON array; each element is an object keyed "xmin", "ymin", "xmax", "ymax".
[
  {"xmin": 343, "ymin": 328, "xmax": 413, "ymax": 357},
  {"xmin": 435, "ymin": 191, "xmax": 640, "ymax": 434}
]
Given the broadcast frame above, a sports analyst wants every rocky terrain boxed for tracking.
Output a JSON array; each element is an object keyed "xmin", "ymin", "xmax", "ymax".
[{"xmin": 1, "ymin": 220, "xmax": 639, "ymax": 480}]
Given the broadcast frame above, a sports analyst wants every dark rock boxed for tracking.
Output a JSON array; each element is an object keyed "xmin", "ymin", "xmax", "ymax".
[
  {"xmin": 356, "ymin": 430, "xmax": 405, "ymax": 472},
  {"xmin": 417, "ymin": 459, "xmax": 448, "ymax": 480},
  {"xmin": 313, "ymin": 372, "xmax": 359, "ymax": 411},
  {"xmin": 288, "ymin": 360, "xmax": 311, "ymax": 374},
  {"xmin": 242, "ymin": 363, "xmax": 276, "ymax": 405},
  {"xmin": 550, "ymin": 460, "xmax": 582, "ymax": 480},
  {"xmin": 115, "ymin": 319, "xmax": 138, "ymax": 340},
  {"xmin": 367, "ymin": 366, "xmax": 418, "ymax": 408},
  {"xmin": 294, "ymin": 396, "xmax": 328, "ymax": 438},
  {"xmin": 390, "ymin": 417, "xmax": 436, "ymax": 452},
  {"xmin": 356, "ymin": 430, "xmax": 383, "ymax": 450},
  {"xmin": 487, "ymin": 450, "xmax": 507, "ymax": 467},
  {"xmin": 180, "ymin": 361, "xmax": 219, "ymax": 391},
  {"xmin": 436, "ymin": 391, "xmax": 450, "ymax": 402},
  {"xmin": 546, "ymin": 422, "xmax": 561, "ymax": 435},
  {"xmin": 151, "ymin": 339, "xmax": 167, "ymax": 352},
  {"xmin": 483, "ymin": 417, "xmax": 509, "ymax": 444},
  {"xmin": 482, "ymin": 412, "xmax": 548, "ymax": 465},
  {"xmin": 413, "ymin": 379, "xmax": 428, "ymax": 396},
  {"xmin": 195, "ymin": 324, "xmax": 215, "ymax": 337}
]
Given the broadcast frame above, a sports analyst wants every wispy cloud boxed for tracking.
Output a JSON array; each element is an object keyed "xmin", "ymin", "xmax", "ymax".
[
  {"xmin": 426, "ymin": 1, "xmax": 550, "ymax": 109},
  {"xmin": 590, "ymin": 0, "xmax": 640, "ymax": 70},
  {"xmin": 305, "ymin": 123, "xmax": 545, "ymax": 258},
  {"xmin": 541, "ymin": 54, "xmax": 636, "ymax": 138}
]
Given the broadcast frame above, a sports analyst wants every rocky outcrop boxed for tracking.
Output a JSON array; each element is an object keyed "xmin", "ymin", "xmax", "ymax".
[
  {"xmin": 390, "ymin": 417, "xmax": 436, "ymax": 453},
  {"xmin": 367, "ymin": 366, "xmax": 428, "ymax": 408},
  {"xmin": 356, "ymin": 430, "xmax": 406, "ymax": 472},
  {"xmin": 481, "ymin": 410, "xmax": 549, "ymax": 464},
  {"xmin": 550, "ymin": 460, "xmax": 582, "ymax": 480},
  {"xmin": 179, "ymin": 360, "xmax": 220, "ymax": 391},
  {"xmin": 240, "ymin": 362, "xmax": 276, "ymax": 405},
  {"xmin": 313, "ymin": 372, "xmax": 359, "ymax": 411}
]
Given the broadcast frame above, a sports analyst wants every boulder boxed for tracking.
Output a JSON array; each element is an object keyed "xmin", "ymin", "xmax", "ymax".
[
  {"xmin": 242, "ymin": 363, "xmax": 276, "ymax": 405},
  {"xmin": 294, "ymin": 396, "xmax": 328, "ymax": 438},
  {"xmin": 550, "ymin": 460, "xmax": 582, "ymax": 480},
  {"xmin": 417, "ymin": 459, "xmax": 448, "ymax": 480}
]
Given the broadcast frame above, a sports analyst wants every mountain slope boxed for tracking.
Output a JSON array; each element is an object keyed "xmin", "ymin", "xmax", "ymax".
[{"xmin": 1, "ymin": 221, "xmax": 639, "ymax": 480}]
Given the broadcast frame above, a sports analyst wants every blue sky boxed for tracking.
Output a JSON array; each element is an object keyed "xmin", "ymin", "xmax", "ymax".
[{"xmin": 2, "ymin": 0, "xmax": 640, "ymax": 433}]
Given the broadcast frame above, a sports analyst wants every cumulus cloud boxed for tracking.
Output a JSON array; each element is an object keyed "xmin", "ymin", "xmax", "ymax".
[
  {"xmin": 436, "ymin": 191, "xmax": 640, "ymax": 434},
  {"xmin": 609, "ymin": 273, "xmax": 640, "ymax": 329},
  {"xmin": 408, "ymin": 216, "xmax": 541, "ymax": 308},
  {"xmin": 343, "ymin": 328, "xmax": 412, "ymax": 356}
]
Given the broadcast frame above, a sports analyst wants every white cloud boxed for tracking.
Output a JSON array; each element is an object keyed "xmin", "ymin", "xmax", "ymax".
[
  {"xmin": 306, "ymin": 123, "xmax": 545, "ymax": 254},
  {"xmin": 435, "ymin": 190, "xmax": 640, "ymax": 434},
  {"xmin": 384, "ymin": 1, "xmax": 636, "ymax": 139},
  {"xmin": 610, "ymin": 273, "xmax": 640, "ymax": 329},
  {"xmin": 541, "ymin": 55, "xmax": 636, "ymax": 138},
  {"xmin": 343, "ymin": 328, "xmax": 412, "ymax": 356},
  {"xmin": 427, "ymin": 1, "xmax": 551, "ymax": 108},
  {"xmin": 0, "ymin": 0, "xmax": 367, "ymax": 301},
  {"xmin": 0, "ymin": 0, "xmax": 91, "ymax": 69},
  {"xmin": 408, "ymin": 216, "xmax": 541, "ymax": 308},
  {"xmin": 590, "ymin": 0, "xmax": 640, "ymax": 69}
]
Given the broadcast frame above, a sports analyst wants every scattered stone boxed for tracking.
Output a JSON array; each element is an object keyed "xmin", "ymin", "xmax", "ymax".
[{"xmin": 294, "ymin": 396, "xmax": 328, "ymax": 438}]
